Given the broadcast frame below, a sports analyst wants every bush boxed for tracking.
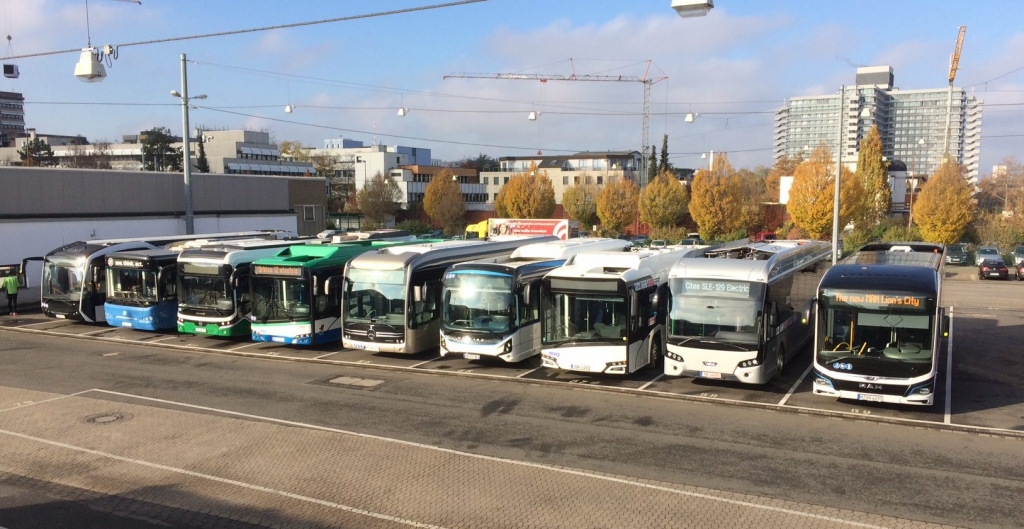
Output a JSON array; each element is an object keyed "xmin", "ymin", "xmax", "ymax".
[
  {"xmin": 394, "ymin": 220, "xmax": 433, "ymax": 234},
  {"xmin": 649, "ymin": 226, "xmax": 690, "ymax": 243}
]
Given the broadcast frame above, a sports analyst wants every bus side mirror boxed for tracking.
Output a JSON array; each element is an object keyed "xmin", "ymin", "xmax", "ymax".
[
  {"xmin": 768, "ymin": 301, "xmax": 778, "ymax": 326},
  {"xmin": 523, "ymin": 282, "xmax": 531, "ymax": 306},
  {"xmin": 413, "ymin": 284, "xmax": 423, "ymax": 303},
  {"xmin": 630, "ymin": 291, "xmax": 638, "ymax": 315},
  {"xmin": 801, "ymin": 298, "xmax": 816, "ymax": 325}
]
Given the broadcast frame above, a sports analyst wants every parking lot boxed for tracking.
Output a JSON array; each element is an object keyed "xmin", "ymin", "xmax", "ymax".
[{"xmin": 3, "ymin": 272, "xmax": 1023, "ymax": 436}]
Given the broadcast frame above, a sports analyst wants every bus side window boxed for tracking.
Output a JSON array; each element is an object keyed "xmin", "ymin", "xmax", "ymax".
[
  {"xmin": 238, "ymin": 275, "xmax": 251, "ymax": 315},
  {"xmin": 92, "ymin": 265, "xmax": 106, "ymax": 299}
]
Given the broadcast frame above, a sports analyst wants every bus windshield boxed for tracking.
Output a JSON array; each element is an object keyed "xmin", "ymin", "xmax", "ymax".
[
  {"xmin": 543, "ymin": 291, "xmax": 626, "ymax": 345},
  {"xmin": 344, "ymin": 268, "xmax": 406, "ymax": 326},
  {"xmin": 42, "ymin": 258, "xmax": 86, "ymax": 301},
  {"xmin": 179, "ymin": 273, "xmax": 233, "ymax": 313},
  {"xmin": 817, "ymin": 305, "xmax": 934, "ymax": 378},
  {"xmin": 442, "ymin": 272, "xmax": 513, "ymax": 335},
  {"xmin": 669, "ymin": 280, "xmax": 764, "ymax": 346},
  {"xmin": 251, "ymin": 276, "xmax": 310, "ymax": 323},
  {"xmin": 107, "ymin": 268, "xmax": 159, "ymax": 306}
]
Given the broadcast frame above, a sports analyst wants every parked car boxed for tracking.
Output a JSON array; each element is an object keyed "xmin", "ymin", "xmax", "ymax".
[
  {"xmin": 1017, "ymin": 261, "xmax": 1024, "ymax": 281},
  {"xmin": 649, "ymin": 239, "xmax": 668, "ymax": 249},
  {"xmin": 418, "ymin": 229, "xmax": 444, "ymax": 239},
  {"xmin": 978, "ymin": 257, "xmax": 1009, "ymax": 280},
  {"xmin": 976, "ymin": 245, "xmax": 1001, "ymax": 266},
  {"xmin": 945, "ymin": 244, "xmax": 968, "ymax": 265},
  {"xmin": 630, "ymin": 235, "xmax": 650, "ymax": 248},
  {"xmin": 678, "ymin": 237, "xmax": 706, "ymax": 246},
  {"xmin": 1013, "ymin": 245, "xmax": 1024, "ymax": 266}
]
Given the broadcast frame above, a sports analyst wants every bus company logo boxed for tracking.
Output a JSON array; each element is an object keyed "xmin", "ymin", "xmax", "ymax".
[
  {"xmin": 366, "ymin": 329, "xmax": 377, "ymax": 341},
  {"xmin": 859, "ymin": 383, "xmax": 883, "ymax": 390},
  {"xmin": 832, "ymin": 362, "xmax": 853, "ymax": 371},
  {"xmin": 703, "ymin": 361, "xmax": 717, "ymax": 367}
]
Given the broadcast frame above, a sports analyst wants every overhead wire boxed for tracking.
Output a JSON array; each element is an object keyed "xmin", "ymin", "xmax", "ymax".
[{"xmin": 0, "ymin": 0, "xmax": 487, "ymax": 60}]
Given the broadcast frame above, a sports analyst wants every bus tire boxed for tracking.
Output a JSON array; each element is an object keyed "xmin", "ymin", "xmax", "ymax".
[
  {"xmin": 776, "ymin": 345, "xmax": 786, "ymax": 378},
  {"xmin": 648, "ymin": 337, "xmax": 662, "ymax": 371}
]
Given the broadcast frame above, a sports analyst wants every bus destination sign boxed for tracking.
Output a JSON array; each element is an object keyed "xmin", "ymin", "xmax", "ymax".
[
  {"xmin": 825, "ymin": 290, "xmax": 929, "ymax": 311},
  {"xmin": 107, "ymin": 258, "xmax": 145, "ymax": 268},
  {"xmin": 683, "ymin": 280, "xmax": 752, "ymax": 297},
  {"xmin": 253, "ymin": 265, "xmax": 304, "ymax": 277}
]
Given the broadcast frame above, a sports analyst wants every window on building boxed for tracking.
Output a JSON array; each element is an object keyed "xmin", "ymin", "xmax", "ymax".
[
  {"xmin": 562, "ymin": 176, "xmax": 569, "ymax": 185},
  {"xmin": 482, "ymin": 177, "xmax": 489, "ymax": 185},
  {"xmin": 504, "ymin": 177, "xmax": 509, "ymax": 185},
  {"xmin": 597, "ymin": 176, "xmax": 603, "ymax": 185},
  {"xmin": 303, "ymin": 206, "xmax": 315, "ymax": 222}
]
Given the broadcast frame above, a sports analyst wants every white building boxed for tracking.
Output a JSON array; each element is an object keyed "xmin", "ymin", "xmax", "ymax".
[
  {"xmin": 481, "ymin": 151, "xmax": 642, "ymax": 204},
  {"xmin": 774, "ymin": 65, "xmax": 983, "ymax": 184}
]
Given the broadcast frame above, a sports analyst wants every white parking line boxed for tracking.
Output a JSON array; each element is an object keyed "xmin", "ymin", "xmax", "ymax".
[
  {"xmin": 82, "ymin": 388, "xmax": 893, "ymax": 528},
  {"xmin": 0, "ymin": 390, "xmax": 91, "ymax": 414},
  {"xmin": 19, "ymin": 320, "xmax": 66, "ymax": 328},
  {"xmin": 314, "ymin": 351, "xmax": 343, "ymax": 360},
  {"xmin": 515, "ymin": 366, "xmax": 543, "ymax": 378},
  {"xmin": 945, "ymin": 307, "xmax": 954, "ymax": 425},
  {"xmin": 410, "ymin": 356, "xmax": 441, "ymax": 368},
  {"xmin": 778, "ymin": 364, "xmax": 813, "ymax": 407},
  {"xmin": 81, "ymin": 328, "xmax": 113, "ymax": 336},
  {"xmin": 0, "ymin": 427, "xmax": 448, "ymax": 529},
  {"xmin": 637, "ymin": 373, "xmax": 664, "ymax": 390},
  {"xmin": 146, "ymin": 336, "xmax": 177, "ymax": 343},
  {"xmin": 228, "ymin": 342, "xmax": 259, "ymax": 352}
]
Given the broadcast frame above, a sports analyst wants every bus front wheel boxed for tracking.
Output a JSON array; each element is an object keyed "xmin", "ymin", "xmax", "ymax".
[
  {"xmin": 647, "ymin": 337, "xmax": 662, "ymax": 371},
  {"xmin": 775, "ymin": 345, "xmax": 786, "ymax": 378}
]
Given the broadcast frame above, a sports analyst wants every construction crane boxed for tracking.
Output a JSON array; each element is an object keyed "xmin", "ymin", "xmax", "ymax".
[
  {"xmin": 943, "ymin": 25, "xmax": 967, "ymax": 156},
  {"xmin": 444, "ymin": 59, "xmax": 667, "ymax": 186}
]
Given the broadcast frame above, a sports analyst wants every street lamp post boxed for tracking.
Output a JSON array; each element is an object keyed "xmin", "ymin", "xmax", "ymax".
[
  {"xmin": 832, "ymin": 85, "xmax": 845, "ymax": 265},
  {"xmin": 170, "ymin": 53, "xmax": 206, "ymax": 235},
  {"xmin": 701, "ymin": 150, "xmax": 715, "ymax": 171},
  {"xmin": 909, "ymin": 138, "xmax": 925, "ymax": 228}
]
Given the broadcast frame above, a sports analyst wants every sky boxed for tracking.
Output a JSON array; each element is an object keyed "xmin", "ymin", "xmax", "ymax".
[{"xmin": 2, "ymin": 0, "xmax": 1022, "ymax": 174}]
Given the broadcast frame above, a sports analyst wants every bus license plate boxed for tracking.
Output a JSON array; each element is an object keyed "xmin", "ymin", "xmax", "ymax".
[
  {"xmin": 352, "ymin": 343, "xmax": 379, "ymax": 352},
  {"xmin": 463, "ymin": 353, "xmax": 481, "ymax": 360},
  {"xmin": 272, "ymin": 337, "xmax": 285, "ymax": 343},
  {"xmin": 194, "ymin": 328, "xmax": 206, "ymax": 333},
  {"xmin": 699, "ymin": 371, "xmax": 722, "ymax": 379},
  {"xmin": 571, "ymin": 364, "xmax": 590, "ymax": 371},
  {"xmin": 55, "ymin": 314, "xmax": 66, "ymax": 319},
  {"xmin": 121, "ymin": 322, "xmax": 132, "ymax": 327},
  {"xmin": 857, "ymin": 394, "xmax": 884, "ymax": 402}
]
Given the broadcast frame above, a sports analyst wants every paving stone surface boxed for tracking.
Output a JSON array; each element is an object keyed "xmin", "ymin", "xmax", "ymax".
[{"xmin": 0, "ymin": 387, "xmax": 960, "ymax": 529}]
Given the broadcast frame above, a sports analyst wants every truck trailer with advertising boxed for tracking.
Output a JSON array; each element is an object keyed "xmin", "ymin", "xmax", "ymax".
[{"xmin": 465, "ymin": 218, "xmax": 580, "ymax": 240}]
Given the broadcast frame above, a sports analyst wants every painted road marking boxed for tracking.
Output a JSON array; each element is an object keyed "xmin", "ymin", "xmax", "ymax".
[
  {"xmin": 314, "ymin": 351, "xmax": 343, "ymax": 360},
  {"xmin": 778, "ymin": 364, "xmax": 814, "ymax": 407},
  {"xmin": 228, "ymin": 343, "xmax": 259, "ymax": 352},
  {"xmin": 0, "ymin": 390, "xmax": 91, "ymax": 414},
  {"xmin": 515, "ymin": 366, "xmax": 543, "ymax": 378},
  {"xmin": 637, "ymin": 373, "xmax": 664, "ymax": 391},
  {"xmin": 410, "ymin": 356, "xmax": 441, "ymax": 368},
  {"xmin": 945, "ymin": 307, "xmax": 954, "ymax": 425}
]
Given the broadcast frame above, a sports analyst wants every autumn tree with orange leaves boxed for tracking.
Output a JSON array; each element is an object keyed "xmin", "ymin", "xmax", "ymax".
[
  {"xmin": 639, "ymin": 170, "xmax": 689, "ymax": 229},
  {"xmin": 786, "ymin": 145, "xmax": 864, "ymax": 240},
  {"xmin": 765, "ymin": 153, "xmax": 801, "ymax": 203},
  {"xmin": 913, "ymin": 158, "xmax": 976, "ymax": 245},
  {"xmin": 597, "ymin": 177, "xmax": 640, "ymax": 235},
  {"xmin": 493, "ymin": 163, "xmax": 556, "ymax": 219},
  {"xmin": 423, "ymin": 168, "xmax": 466, "ymax": 235},
  {"xmin": 689, "ymin": 153, "xmax": 742, "ymax": 241}
]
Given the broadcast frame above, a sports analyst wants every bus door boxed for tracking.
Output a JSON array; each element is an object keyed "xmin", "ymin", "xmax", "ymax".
[{"xmin": 86, "ymin": 261, "xmax": 108, "ymax": 323}]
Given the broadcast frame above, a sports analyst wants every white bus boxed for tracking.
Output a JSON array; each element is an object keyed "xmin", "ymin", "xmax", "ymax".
[
  {"xmin": 664, "ymin": 240, "xmax": 832, "ymax": 384},
  {"xmin": 539, "ymin": 247, "xmax": 709, "ymax": 375},
  {"xmin": 440, "ymin": 238, "xmax": 631, "ymax": 363},
  {"xmin": 342, "ymin": 237, "xmax": 555, "ymax": 354},
  {"xmin": 176, "ymin": 239, "xmax": 312, "ymax": 337},
  {"xmin": 39, "ymin": 231, "xmax": 291, "ymax": 323},
  {"xmin": 810, "ymin": 242, "xmax": 945, "ymax": 406}
]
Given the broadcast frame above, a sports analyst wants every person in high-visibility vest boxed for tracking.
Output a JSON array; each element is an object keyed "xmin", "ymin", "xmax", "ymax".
[{"xmin": 3, "ymin": 274, "xmax": 18, "ymax": 316}]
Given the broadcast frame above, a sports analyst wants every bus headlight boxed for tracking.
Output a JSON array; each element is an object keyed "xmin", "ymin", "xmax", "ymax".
[
  {"xmin": 665, "ymin": 351, "xmax": 684, "ymax": 362},
  {"xmin": 439, "ymin": 335, "xmax": 447, "ymax": 349},
  {"xmin": 604, "ymin": 361, "xmax": 627, "ymax": 374},
  {"xmin": 813, "ymin": 376, "xmax": 835, "ymax": 389},
  {"xmin": 739, "ymin": 359, "xmax": 760, "ymax": 368},
  {"xmin": 504, "ymin": 340, "xmax": 513, "ymax": 354}
]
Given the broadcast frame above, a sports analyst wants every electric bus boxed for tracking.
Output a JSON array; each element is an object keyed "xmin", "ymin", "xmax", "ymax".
[
  {"xmin": 440, "ymin": 238, "xmax": 630, "ymax": 363},
  {"xmin": 342, "ymin": 237, "xmax": 554, "ymax": 354},
  {"xmin": 539, "ymin": 246, "xmax": 707, "ymax": 376},
  {"xmin": 40, "ymin": 231, "xmax": 289, "ymax": 323},
  {"xmin": 810, "ymin": 242, "xmax": 945, "ymax": 406},
  {"xmin": 177, "ymin": 239, "xmax": 314, "ymax": 336},
  {"xmin": 103, "ymin": 248, "xmax": 183, "ymax": 330},
  {"xmin": 248, "ymin": 239, "xmax": 433, "ymax": 345},
  {"xmin": 664, "ymin": 240, "xmax": 832, "ymax": 384}
]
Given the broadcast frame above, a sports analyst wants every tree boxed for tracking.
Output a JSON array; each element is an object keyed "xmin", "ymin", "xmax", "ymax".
[
  {"xmin": 647, "ymin": 146, "xmax": 658, "ymax": 184},
  {"xmin": 493, "ymin": 164, "xmax": 556, "ymax": 218},
  {"xmin": 659, "ymin": 134, "xmax": 670, "ymax": 173},
  {"xmin": 733, "ymin": 168, "xmax": 768, "ymax": 234},
  {"xmin": 17, "ymin": 138, "xmax": 56, "ymax": 167},
  {"xmin": 278, "ymin": 140, "xmax": 310, "ymax": 162},
  {"xmin": 460, "ymin": 153, "xmax": 499, "ymax": 172},
  {"xmin": 195, "ymin": 131, "xmax": 210, "ymax": 173},
  {"xmin": 976, "ymin": 156, "xmax": 1024, "ymax": 215},
  {"xmin": 786, "ymin": 145, "xmax": 861, "ymax": 240},
  {"xmin": 357, "ymin": 172, "xmax": 403, "ymax": 229},
  {"xmin": 689, "ymin": 153, "xmax": 742, "ymax": 241},
  {"xmin": 597, "ymin": 177, "xmax": 640, "ymax": 234},
  {"xmin": 913, "ymin": 158, "xmax": 976, "ymax": 245},
  {"xmin": 311, "ymin": 152, "xmax": 337, "ymax": 179},
  {"xmin": 423, "ymin": 168, "xmax": 467, "ymax": 235},
  {"xmin": 141, "ymin": 127, "xmax": 182, "ymax": 172},
  {"xmin": 765, "ymin": 154, "xmax": 801, "ymax": 202},
  {"xmin": 855, "ymin": 125, "xmax": 891, "ymax": 227},
  {"xmin": 639, "ymin": 170, "xmax": 688, "ymax": 229},
  {"xmin": 562, "ymin": 183, "xmax": 600, "ymax": 227}
]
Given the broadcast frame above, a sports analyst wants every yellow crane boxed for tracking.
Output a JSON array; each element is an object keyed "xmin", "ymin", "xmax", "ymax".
[
  {"xmin": 444, "ymin": 59, "xmax": 666, "ymax": 186},
  {"xmin": 943, "ymin": 25, "xmax": 967, "ymax": 156}
]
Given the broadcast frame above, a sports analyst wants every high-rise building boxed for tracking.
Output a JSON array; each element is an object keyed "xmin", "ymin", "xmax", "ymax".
[
  {"xmin": 0, "ymin": 91, "xmax": 25, "ymax": 147},
  {"xmin": 774, "ymin": 66, "xmax": 982, "ymax": 184}
]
